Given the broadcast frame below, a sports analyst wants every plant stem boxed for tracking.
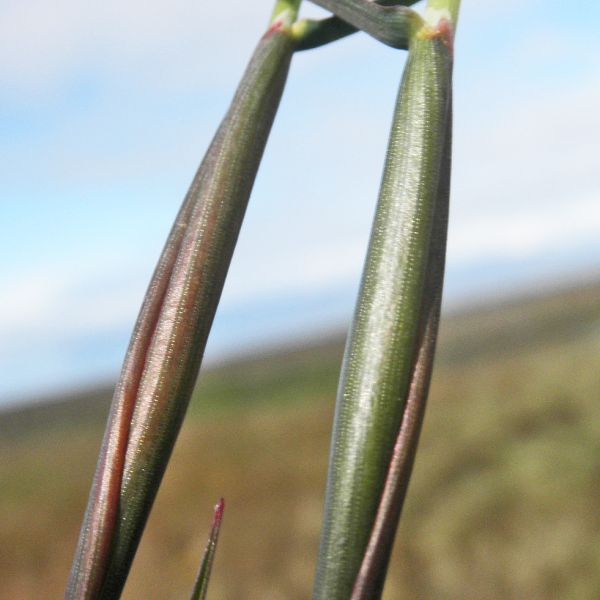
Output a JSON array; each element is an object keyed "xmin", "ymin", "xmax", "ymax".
[
  {"xmin": 271, "ymin": 0, "xmax": 302, "ymax": 27},
  {"xmin": 426, "ymin": 0, "xmax": 461, "ymax": 32}
]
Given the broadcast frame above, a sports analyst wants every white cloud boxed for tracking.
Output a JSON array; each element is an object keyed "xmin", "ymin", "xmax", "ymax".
[
  {"xmin": 2, "ymin": 0, "xmax": 600, "ymax": 401},
  {"xmin": 5, "ymin": 0, "xmax": 531, "ymax": 98},
  {"xmin": 448, "ymin": 194, "xmax": 600, "ymax": 265},
  {"xmin": 452, "ymin": 69, "xmax": 600, "ymax": 218},
  {"xmin": 0, "ymin": 0, "xmax": 275, "ymax": 96},
  {"xmin": 0, "ymin": 252, "xmax": 147, "ymax": 349},
  {"xmin": 222, "ymin": 236, "xmax": 367, "ymax": 306},
  {"xmin": 0, "ymin": 267, "xmax": 70, "ymax": 335}
]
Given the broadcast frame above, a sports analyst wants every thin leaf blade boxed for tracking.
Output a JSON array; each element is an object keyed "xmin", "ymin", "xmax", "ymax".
[
  {"xmin": 351, "ymin": 96, "xmax": 453, "ymax": 600},
  {"xmin": 312, "ymin": 25, "xmax": 453, "ymax": 600},
  {"xmin": 190, "ymin": 499, "xmax": 225, "ymax": 600}
]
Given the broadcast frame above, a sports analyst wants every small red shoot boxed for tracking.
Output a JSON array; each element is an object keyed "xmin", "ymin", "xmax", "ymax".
[{"xmin": 190, "ymin": 499, "xmax": 226, "ymax": 600}]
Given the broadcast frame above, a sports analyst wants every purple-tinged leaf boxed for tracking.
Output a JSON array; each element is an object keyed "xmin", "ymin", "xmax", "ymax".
[{"xmin": 190, "ymin": 499, "xmax": 225, "ymax": 600}]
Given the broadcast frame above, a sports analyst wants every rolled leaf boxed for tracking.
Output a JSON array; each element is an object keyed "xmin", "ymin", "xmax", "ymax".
[
  {"xmin": 312, "ymin": 23, "xmax": 453, "ymax": 600},
  {"xmin": 66, "ymin": 25, "xmax": 296, "ymax": 600},
  {"xmin": 351, "ymin": 96, "xmax": 453, "ymax": 600},
  {"xmin": 65, "ymin": 154, "xmax": 200, "ymax": 600}
]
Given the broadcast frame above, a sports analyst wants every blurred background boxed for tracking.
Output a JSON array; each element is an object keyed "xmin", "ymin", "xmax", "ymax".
[{"xmin": 1, "ymin": 1, "xmax": 599, "ymax": 598}]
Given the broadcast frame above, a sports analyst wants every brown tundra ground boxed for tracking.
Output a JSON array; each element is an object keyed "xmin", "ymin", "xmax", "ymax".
[{"xmin": 2, "ymin": 281, "xmax": 600, "ymax": 600}]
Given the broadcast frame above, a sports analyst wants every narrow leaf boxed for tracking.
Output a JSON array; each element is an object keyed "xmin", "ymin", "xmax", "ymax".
[
  {"xmin": 312, "ymin": 23, "xmax": 453, "ymax": 600},
  {"xmin": 66, "ymin": 25, "xmax": 297, "ymax": 600},
  {"xmin": 351, "ymin": 95, "xmax": 453, "ymax": 600},
  {"xmin": 350, "ymin": 10, "xmax": 459, "ymax": 594},
  {"xmin": 190, "ymin": 499, "xmax": 225, "ymax": 600},
  {"xmin": 65, "ymin": 165, "xmax": 199, "ymax": 600}
]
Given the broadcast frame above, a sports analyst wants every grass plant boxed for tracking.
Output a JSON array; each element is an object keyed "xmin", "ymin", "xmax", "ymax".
[{"xmin": 63, "ymin": 1, "xmax": 466, "ymax": 597}]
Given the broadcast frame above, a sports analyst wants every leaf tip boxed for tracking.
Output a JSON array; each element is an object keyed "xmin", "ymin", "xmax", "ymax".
[{"xmin": 213, "ymin": 498, "xmax": 225, "ymax": 526}]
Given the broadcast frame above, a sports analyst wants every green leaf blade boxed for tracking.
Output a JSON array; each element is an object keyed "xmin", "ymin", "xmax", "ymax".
[
  {"xmin": 351, "ymin": 95, "xmax": 453, "ymax": 600},
  {"xmin": 312, "ymin": 31, "xmax": 453, "ymax": 600},
  {"xmin": 190, "ymin": 499, "xmax": 225, "ymax": 600},
  {"xmin": 66, "ymin": 26, "xmax": 297, "ymax": 600}
]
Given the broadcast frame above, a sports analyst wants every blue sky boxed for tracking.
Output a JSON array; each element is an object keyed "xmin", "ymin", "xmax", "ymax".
[{"xmin": 1, "ymin": 1, "xmax": 599, "ymax": 405}]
